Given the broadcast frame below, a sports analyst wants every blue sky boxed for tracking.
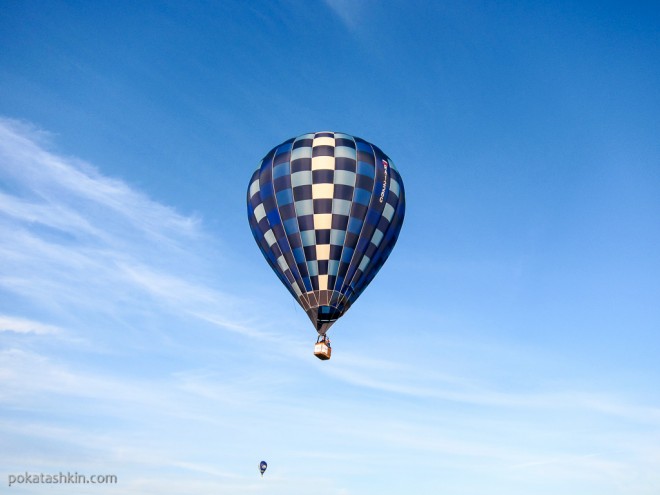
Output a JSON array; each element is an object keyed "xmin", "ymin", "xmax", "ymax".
[{"xmin": 1, "ymin": 1, "xmax": 659, "ymax": 494}]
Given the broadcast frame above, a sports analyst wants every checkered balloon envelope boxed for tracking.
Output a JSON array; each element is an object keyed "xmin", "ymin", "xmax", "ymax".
[{"xmin": 247, "ymin": 132, "xmax": 405, "ymax": 336}]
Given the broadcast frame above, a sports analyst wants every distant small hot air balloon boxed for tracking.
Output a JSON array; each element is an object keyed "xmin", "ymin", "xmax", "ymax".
[
  {"xmin": 259, "ymin": 460, "xmax": 267, "ymax": 477},
  {"xmin": 247, "ymin": 132, "xmax": 405, "ymax": 359}
]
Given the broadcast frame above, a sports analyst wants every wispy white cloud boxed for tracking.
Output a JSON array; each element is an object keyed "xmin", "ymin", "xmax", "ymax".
[
  {"xmin": 0, "ymin": 347, "xmax": 275, "ymax": 421},
  {"xmin": 0, "ymin": 117, "xmax": 262, "ymax": 343},
  {"xmin": 323, "ymin": 0, "xmax": 366, "ymax": 31},
  {"xmin": 0, "ymin": 118, "xmax": 199, "ymax": 240},
  {"xmin": 0, "ymin": 315, "xmax": 61, "ymax": 334},
  {"xmin": 321, "ymin": 349, "xmax": 660, "ymax": 426}
]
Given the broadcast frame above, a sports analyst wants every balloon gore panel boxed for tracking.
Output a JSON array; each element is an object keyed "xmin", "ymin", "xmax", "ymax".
[{"xmin": 247, "ymin": 132, "xmax": 405, "ymax": 334}]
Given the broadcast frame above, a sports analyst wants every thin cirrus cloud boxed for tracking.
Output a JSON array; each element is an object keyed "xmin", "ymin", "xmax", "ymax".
[
  {"xmin": 0, "ymin": 117, "xmax": 258, "ymax": 341},
  {"xmin": 0, "ymin": 315, "xmax": 62, "ymax": 334},
  {"xmin": 321, "ymin": 349, "xmax": 660, "ymax": 430},
  {"xmin": 0, "ymin": 118, "xmax": 197, "ymax": 239},
  {"xmin": 322, "ymin": 0, "xmax": 363, "ymax": 30}
]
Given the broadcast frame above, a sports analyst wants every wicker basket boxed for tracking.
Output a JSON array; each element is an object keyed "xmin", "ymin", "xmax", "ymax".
[{"xmin": 314, "ymin": 342, "xmax": 331, "ymax": 360}]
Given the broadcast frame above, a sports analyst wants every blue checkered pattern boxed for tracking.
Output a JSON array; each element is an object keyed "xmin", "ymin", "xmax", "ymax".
[{"xmin": 247, "ymin": 132, "xmax": 405, "ymax": 334}]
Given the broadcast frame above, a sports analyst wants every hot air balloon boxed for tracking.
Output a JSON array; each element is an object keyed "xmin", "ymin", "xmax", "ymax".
[
  {"xmin": 247, "ymin": 132, "xmax": 405, "ymax": 359},
  {"xmin": 259, "ymin": 460, "xmax": 267, "ymax": 477}
]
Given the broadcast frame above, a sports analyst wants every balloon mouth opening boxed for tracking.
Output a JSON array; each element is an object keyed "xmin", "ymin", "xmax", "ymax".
[{"xmin": 306, "ymin": 304, "xmax": 344, "ymax": 335}]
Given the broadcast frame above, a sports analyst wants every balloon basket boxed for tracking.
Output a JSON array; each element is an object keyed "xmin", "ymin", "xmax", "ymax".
[{"xmin": 313, "ymin": 340, "xmax": 331, "ymax": 360}]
